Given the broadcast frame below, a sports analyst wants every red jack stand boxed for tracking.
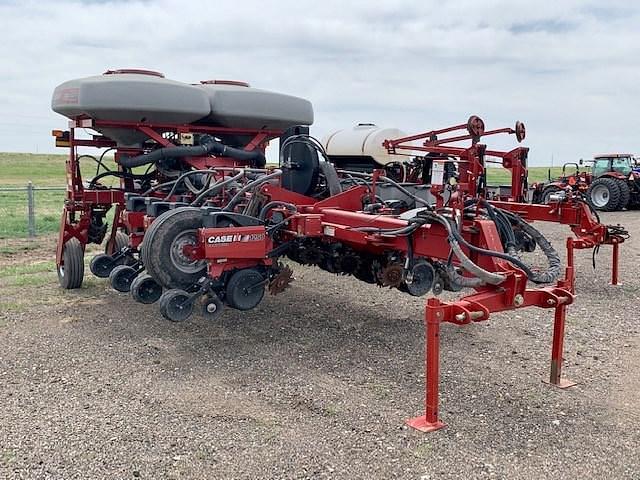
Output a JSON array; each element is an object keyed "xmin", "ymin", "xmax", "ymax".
[
  {"xmin": 543, "ymin": 303, "xmax": 577, "ymax": 389},
  {"xmin": 609, "ymin": 241, "xmax": 621, "ymax": 286},
  {"xmin": 406, "ymin": 298, "xmax": 446, "ymax": 432}
]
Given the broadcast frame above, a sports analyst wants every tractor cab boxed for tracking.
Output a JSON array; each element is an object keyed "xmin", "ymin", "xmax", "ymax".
[{"xmin": 591, "ymin": 154, "xmax": 634, "ymax": 178}]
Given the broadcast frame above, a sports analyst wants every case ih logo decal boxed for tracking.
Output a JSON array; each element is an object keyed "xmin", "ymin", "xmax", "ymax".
[{"xmin": 207, "ymin": 233, "xmax": 265, "ymax": 245}]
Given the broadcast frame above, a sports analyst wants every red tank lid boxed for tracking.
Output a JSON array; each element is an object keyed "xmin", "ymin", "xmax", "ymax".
[
  {"xmin": 103, "ymin": 69, "xmax": 165, "ymax": 78},
  {"xmin": 200, "ymin": 79, "xmax": 250, "ymax": 87}
]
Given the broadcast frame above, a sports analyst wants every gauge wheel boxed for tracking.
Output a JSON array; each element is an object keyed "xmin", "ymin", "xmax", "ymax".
[
  {"xmin": 159, "ymin": 289, "xmax": 193, "ymax": 322},
  {"xmin": 89, "ymin": 253, "xmax": 116, "ymax": 278},
  {"xmin": 130, "ymin": 274, "xmax": 163, "ymax": 304}
]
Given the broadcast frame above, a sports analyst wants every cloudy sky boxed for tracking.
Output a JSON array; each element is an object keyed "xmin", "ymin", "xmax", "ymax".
[{"xmin": 0, "ymin": 0, "xmax": 638, "ymax": 165}]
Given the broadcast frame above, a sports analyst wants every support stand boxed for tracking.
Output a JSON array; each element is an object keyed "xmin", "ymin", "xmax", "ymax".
[
  {"xmin": 610, "ymin": 240, "xmax": 621, "ymax": 286},
  {"xmin": 406, "ymin": 298, "xmax": 446, "ymax": 432},
  {"xmin": 544, "ymin": 303, "xmax": 577, "ymax": 389}
]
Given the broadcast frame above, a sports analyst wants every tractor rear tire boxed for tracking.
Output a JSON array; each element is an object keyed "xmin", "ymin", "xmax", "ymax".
[
  {"xmin": 616, "ymin": 180, "xmax": 631, "ymax": 211},
  {"xmin": 141, "ymin": 207, "xmax": 206, "ymax": 290},
  {"xmin": 58, "ymin": 238, "xmax": 84, "ymax": 289},
  {"xmin": 587, "ymin": 178, "xmax": 622, "ymax": 211}
]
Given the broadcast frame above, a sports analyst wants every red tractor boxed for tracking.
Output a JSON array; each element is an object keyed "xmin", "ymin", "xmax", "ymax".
[
  {"xmin": 585, "ymin": 154, "xmax": 640, "ymax": 211},
  {"xmin": 534, "ymin": 162, "xmax": 592, "ymax": 204}
]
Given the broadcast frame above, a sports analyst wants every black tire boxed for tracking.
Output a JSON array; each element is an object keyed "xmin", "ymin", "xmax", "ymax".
[
  {"xmin": 130, "ymin": 274, "xmax": 163, "ymax": 304},
  {"xmin": 401, "ymin": 261, "xmax": 435, "ymax": 297},
  {"xmin": 541, "ymin": 186, "xmax": 562, "ymax": 204},
  {"xmin": 587, "ymin": 178, "xmax": 622, "ymax": 211},
  {"xmin": 105, "ymin": 231, "xmax": 129, "ymax": 255},
  {"xmin": 109, "ymin": 265, "xmax": 137, "ymax": 292},
  {"xmin": 201, "ymin": 293, "xmax": 225, "ymax": 321},
  {"xmin": 141, "ymin": 207, "xmax": 206, "ymax": 290},
  {"xmin": 225, "ymin": 269, "xmax": 265, "ymax": 311},
  {"xmin": 159, "ymin": 289, "xmax": 193, "ymax": 322},
  {"xmin": 616, "ymin": 180, "xmax": 631, "ymax": 210},
  {"xmin": 89, "ymin": 253, "xmax": 116, "ymax": 278},
  {"xmin": 58, "ymin": 238, "xmax": 84, "ymax": 289}
]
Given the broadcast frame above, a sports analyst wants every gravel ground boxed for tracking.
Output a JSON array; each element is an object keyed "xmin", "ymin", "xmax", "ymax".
[{"xmin": 0, "ymin": 211, "xmax": 639, "ymax": 479}]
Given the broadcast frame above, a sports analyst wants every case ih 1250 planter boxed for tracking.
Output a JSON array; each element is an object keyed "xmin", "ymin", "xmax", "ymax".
[{"xmin": 51, "ymin": 70, "xmax": 627, "ymax": 431}]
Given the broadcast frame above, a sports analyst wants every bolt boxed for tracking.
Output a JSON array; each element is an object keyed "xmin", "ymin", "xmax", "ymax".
[
  {"xmin": 513, "ymin": 294, "xmax": 524, "ymax": 307},
  {"xmin": 206, "ymin": 303, "xmax": 217, "ymax": 313},
  {"xmin": 547, "ymin": 298, "xmax": 556, "ymax": 306}
]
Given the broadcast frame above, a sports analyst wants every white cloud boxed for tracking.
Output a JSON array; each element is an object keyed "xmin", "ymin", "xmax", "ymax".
[{"xmin": 0, "ymin": 0, "xmax": 638, "ymax": 164}]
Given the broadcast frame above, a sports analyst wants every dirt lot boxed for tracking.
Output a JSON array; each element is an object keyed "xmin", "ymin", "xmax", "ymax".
[{"xmin": 0, "ymin": 211, "xmax": 639, "ymax": 479}]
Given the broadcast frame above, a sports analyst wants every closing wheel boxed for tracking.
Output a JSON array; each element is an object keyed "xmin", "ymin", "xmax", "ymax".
[
  {"xmin": 159, "ymin": 289, "xmax": 193, "ymax": 322},
  {"xmin": 90, "ymin": 253, "xmax": 116, "ymax": 278},
  {"xmin": 431, "ymin": 272, "xmax": 445, "ymax": 296},
  {"xmin": 109, "ymin": 265, "xmax": 138, "ymax": 292},
  {"xmin": 130, "ymin": 274, "xmax": 163, "ymax": 304},
  {"xmin": 201, "ymin": 293, "xmax": 225, "ymax": 321},
  {"xmin": 58, "ymin": 237, "xmax": 84, "ymax": 289},
  {"xmin": 225, "ymin": 269, "xmax": 266, "ymax": 311},
  {"xmin": 141, "ymin": 207, "xmax": 207, "ymax": 289},
  {"xmin": 403, "ymin": 261, "xmax": 435, "ymax": 297}
]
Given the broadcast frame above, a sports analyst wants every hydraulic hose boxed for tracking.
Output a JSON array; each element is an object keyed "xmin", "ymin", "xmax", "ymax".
[
  {"xmin": 337, "ymin": 170, "xmax": 432, "ymax": 208},
  {"xmin": 425, "ymin": 212, "xmax": 506, "ymax": 286},
  {"xmin": 443, "ymin": 209, "xmax": 561, "ymax": 285},
  {"xmin": 140, "ymin": 169, "xmax": 215, "ymax": 196},
  {"xmin": 498, "ymin": 210, "xmax": 562, "ymax": 284},
  {"xmin": 223, "ymin": 170, "xmax": 282, "ymax": 212},
  {"xmin": 355, "ymin": 211, "xmax": 505, "ymax": 286},
  {"xmin": 190, "ymin": 170, "xmax": 246, "ymax": 206},
  {"xmin": 88, "ymin": 170, "xmax": 154, "ymax": 188},
  {"xmin": 258, "ymin": 201, "xmax": 298, "ymax": 221},
  {"xmin": 121, "ymin": 137, "xmax": 266, "ymax": 169}
]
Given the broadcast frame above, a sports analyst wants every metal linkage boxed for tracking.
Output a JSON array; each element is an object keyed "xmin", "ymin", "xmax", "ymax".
[{"xmin": 407, "ymin": 259, "xmax": 576, "ymax": 432}]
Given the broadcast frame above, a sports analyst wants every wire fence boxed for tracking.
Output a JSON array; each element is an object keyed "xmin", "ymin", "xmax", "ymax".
[{"xmin": 0, "ymin": 183, "xmax": 66, "ymax": 239}]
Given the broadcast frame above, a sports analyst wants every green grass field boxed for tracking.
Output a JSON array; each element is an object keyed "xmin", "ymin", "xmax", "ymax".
[
  {"xmin": 0, "ymin": 152, "xmax": 564, "ymax": 239},
  {"xmin": 0, "ymin": 152, "xmax": 122, "ymax": 239}
]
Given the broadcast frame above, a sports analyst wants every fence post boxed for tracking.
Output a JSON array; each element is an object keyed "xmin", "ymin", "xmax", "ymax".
[{"xmin": 27, "ymin": 181, "xmax": 36, "ymax": 238}]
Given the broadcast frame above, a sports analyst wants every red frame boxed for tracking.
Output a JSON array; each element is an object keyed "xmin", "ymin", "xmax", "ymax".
[
  {"xmin": 55, "ymin": 115, "xmax": 627, "ymax": 432},
  {"xmin": 55, "ymin": 117, "xmax": 284, "ymax": 269}
]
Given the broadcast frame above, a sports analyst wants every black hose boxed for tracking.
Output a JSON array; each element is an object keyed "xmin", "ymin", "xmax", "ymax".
[
  {"xmin": 88, "ymin": 170, "xmax": 154, "ymax": 188},
  {"xmin": 497, "ymin": 210, "xmax": 562, "ymax": 284},
  {"xmin": 190, "ymin": 170, "xmax": 246, "ymax": 206},
  {"xmin": 77, "ymin": 154, "xmax": 112, "ymax": 178},
  {"xmin": 337, "ymin": 170, "xmax": 432, "ymax": 209},
  {"xmin": 162, "ymin": 169, "xmax": 215, "ymax": 200},
  {"xmin": 223, "ymin": 170, "xmax": 282, "ymax": 212},
  {"xmin": 121, "ymin": 137, "xmax": 266, "ymax": 169},
  {"xmin": 258, "ymin": 201, "xmax": 298, "ymax": 221},
  {"xmin": 140, "ymin": 169, "xmax": 217, "ymax": 197},
  {"xmin": 448, "ymin": 208, "xmax": 561, "ymax": 284}
]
